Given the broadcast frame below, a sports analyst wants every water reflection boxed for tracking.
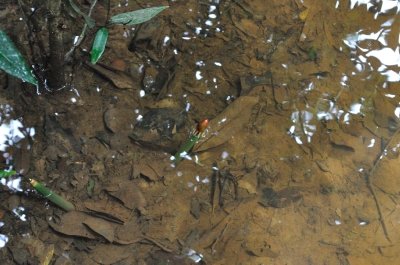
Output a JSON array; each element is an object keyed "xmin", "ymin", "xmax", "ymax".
[{"xmin": 0, "ymin": 104, "xmax": 35, "ymax": 249}]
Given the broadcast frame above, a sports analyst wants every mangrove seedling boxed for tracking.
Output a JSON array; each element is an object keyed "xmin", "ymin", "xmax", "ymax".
[
  {"xmin": 29, "ymin": 179, "xmax": 75, "ymax": 212},
  {"xmin": 173, "ymin": 119, "xmax": 209, "ymax": 165}
]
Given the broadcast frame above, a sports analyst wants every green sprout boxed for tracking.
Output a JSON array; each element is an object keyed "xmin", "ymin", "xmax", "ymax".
[
  {"xmin": 30, "ymin": 179, "xmax": 75, "ymax": 212},
  {"xmin": 173, "ymin": 120, "xmax": 209, "ymax": 165}
]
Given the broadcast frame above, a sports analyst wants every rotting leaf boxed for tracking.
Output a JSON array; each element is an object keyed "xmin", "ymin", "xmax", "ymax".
[
  {"xmin": 107, "ymin": 181, "xmax": 147, "ymax": 210},
  {"xmin": 238, "ymin": 180, "xmax": 257, "ymax": 195},
  {"xmin": 84, "ymin": 61, "xmax": 135, "ymax": 89},
  {"xmin": 48, "ymin": 211, "xmax": 99, "ymax": 239},
  {"xmin": 140, "ymin": 163, "xmax": 160, "ymax": 181},
  {"xmin": 90, "ymin": 244, "xmax": 132, "ymax": 265},
  {"xmin": 315, "ymin": 159, "xmax": 330, "ymax": 172},
  {"xmin": 83, "ymin": 218, "xmax": 114, "ymax": 242},
  {"xmin": 84, "ymin": 201, "xmax": 131, "ymax": 224},
  {"xmin": 193, "ymin": 96, "xmax": 259, "ymax": 152}
]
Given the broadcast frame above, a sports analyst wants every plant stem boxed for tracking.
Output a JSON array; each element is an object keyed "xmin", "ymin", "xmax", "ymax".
[
  {"xmin": 30, "ymin": 179, "xmax": 75, "ymax": 212},
  {"xmin": 174, "ymin": 134, "xmax": 200, "ymax": 164},
  {"xmin": 173, "ymin": 119, "xmax": 209, "ymax": 165}
]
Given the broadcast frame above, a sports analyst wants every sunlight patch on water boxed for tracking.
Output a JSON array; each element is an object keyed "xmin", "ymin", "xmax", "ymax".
[{"xmin": 0, "ymin": 222, "xmax": 8, "ymax": 249}]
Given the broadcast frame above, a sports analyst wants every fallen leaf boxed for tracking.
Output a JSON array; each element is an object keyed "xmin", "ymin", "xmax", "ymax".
[
  {"xmin": 238, "ymin": 180, "xmax": 257, "ymax": 195},
  {"xmin": 194, "ymin": 96, "xmax": 259, "ymax": 152},
  {"xmin": 83, "ymin": 218, "xmax": 114, "ymax": 242},
  {"xmin": 83, "ymin": 200, "xmax": 132, "ymax": 223},
  {"xmin": 90, "ymin": 244, "xmax": 132, "ymax": 264},
  {"xmin": 48, "ymin": 211, "xmax": 98, "ymax": 239},
  {"xmin": 108, "ymin": 181, "xmax": 147, "ymax": 210},
  {"xmin": 84, "ymin": 61, "xmax": 135, "ymax": 89},
  {"xmin": 140, "ymin": 163, "xmax": 160, "ymax": 181},
  {"xmin": 104, "ymin": 108, "xmax": 139, "ymax": 133}
]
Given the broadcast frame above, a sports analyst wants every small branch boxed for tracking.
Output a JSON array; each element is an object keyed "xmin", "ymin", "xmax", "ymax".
[
  {"xmin": 363, "ymin": 127, "xmax": 400, "ymax": 243},
  {"xmin": 64, "ymin": 0, "xmax": 98, "ymax": 62}
]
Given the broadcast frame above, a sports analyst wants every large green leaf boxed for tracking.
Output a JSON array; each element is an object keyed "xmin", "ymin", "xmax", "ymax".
[
  {"xmin": 91, "ymin": 27, "xmax": 108, "ymax": 64},
  {"xmin": 109, "ymin": 6, "xmax": 168, "ymax": 25},
  {"xmin": 0, "ymin": 30, "xmax": 37, "ymax": 86}
]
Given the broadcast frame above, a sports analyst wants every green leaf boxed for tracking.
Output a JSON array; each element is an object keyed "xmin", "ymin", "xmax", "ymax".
[
  {"xmin": 91, "ymin": 27, "xmax": 108, "ymax": 64},
  {"xmin": 68, "ymin": 0, "xmax": 95, "ymax": 28},
  {"xmin": 0, "ymin": 30, "xmax": 37, "ymax": 86},
  {"xmin": 87, "ymin": 179, "xmax": 95, "ymax": 195},
  {"xmin": 109, "ymin": 6, "xmax": 168, "ymax": 25},
  {"xmin": 0, "ymin": 169, "xmax": 16, "ymax": 178}
]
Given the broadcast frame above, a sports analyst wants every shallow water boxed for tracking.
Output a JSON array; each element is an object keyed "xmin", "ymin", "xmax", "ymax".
[{"xmin": 1, "ymin": 0, "xmax": 400, "ymax": 264}]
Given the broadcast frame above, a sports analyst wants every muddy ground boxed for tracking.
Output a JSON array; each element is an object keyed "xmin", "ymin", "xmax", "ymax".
[{"xmin": 0, "ymin": 0, "xmax": 400, "ymax": 264}]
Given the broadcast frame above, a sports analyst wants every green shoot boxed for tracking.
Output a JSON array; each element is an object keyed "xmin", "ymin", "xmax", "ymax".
[
  {"xmin": 30, "ymin": 179, "xmax": 75, "ymax": 212},
  {"xmin": 174, "ymin": 120, "xmax": 208, "ymax": 165}
]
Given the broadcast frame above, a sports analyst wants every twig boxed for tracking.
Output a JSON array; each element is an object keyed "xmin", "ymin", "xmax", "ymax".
[
  {"xmin": 65, "ymin": 0, "xmax": 98, "ymax": 62},
  {"xmin": 363, "ymin": 127, "xmax": 400, "ymax": 243},
  {"xmin": 141, "ymin": 236, "xmax": 172, "ymax": 252}
]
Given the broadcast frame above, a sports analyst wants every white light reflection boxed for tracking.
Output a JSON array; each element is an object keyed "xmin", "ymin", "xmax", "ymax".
[
  {"xmin": 195, "ymin": 71, "xmax": 203, "ymax": 80},
  {"xmin": 395, "ymin": 107, "xmax": 400, "ymax": 118},
  {"xmin": 349, "ymin": 103, "xmax": 362, "ymax": 114},
  {"xmin": 367, "ymin": 139, "xmax": 375, "ymax": 147},
  {"xmin": 221, "ymin": 151, "xmax": 229, "ymax": 160},
  {"xmin": 12, "ymin": 206, "xmax": 26, "ymax": 221},
  {"xmin": 0, "ymin": 232, "xmax": 8, "ymax": 249}
]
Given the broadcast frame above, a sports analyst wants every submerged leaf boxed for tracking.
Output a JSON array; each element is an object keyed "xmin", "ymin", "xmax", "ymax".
[
  {"xmin": 109, "ymin": 6, "xmax": 168, "ymax": 25},
  {"xmin": 0, "ymin": 30, "xmax": 37, "ymax": 85},
  {"xmin": 193, "ymin": 96, "xmax": 259, "ymax": 152},
  {"xmin": 68, "ymin": 0, "xmax": 95, "ymax": 28},
  {"xmin": 91, "ymin": 27, "xmax": 108, "ymax": 64}
]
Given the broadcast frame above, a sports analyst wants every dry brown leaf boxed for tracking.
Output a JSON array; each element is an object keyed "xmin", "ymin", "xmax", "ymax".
[
  {"xmin": 299, "ymin": 0, "xmax": 321, "ymax": 42},
  {"xmin": 104, "ymin": 108, "xmax": 139, "ymax": 133},
  {"xmin": 108, "ymin": 181, "xmax": 147, "ymax": 210},
  {"xmin": 238, "ymin": 180, "xmax": 257, "ymax": 195},
  {"xmin": 90, "ymin": 244, "xmax": 132, "ymax": 264},
  {"xmin": 323, "ymin": 20, "xmax": 339, "ymax": 50},
  {"xmin": 84, "ymin": 61, "xmax": 135, "ymax": 89},
  {"xmin": 140, "ymin": 163, "xmax": 159, "ymax": 181},
  {"xmin": 48, "ymin": 211, "xmax": 98, "ymax": 239},
  {"xmin": 194, "ymin": 96, "xmax": 259, "ymax": 152},
  {"xmin": 83, "ymin": 218, "xmax": 114, "ymax": 242},
  {"xmin": 83, "ymin": 201, "xmax": 132, "ymax": 223}
]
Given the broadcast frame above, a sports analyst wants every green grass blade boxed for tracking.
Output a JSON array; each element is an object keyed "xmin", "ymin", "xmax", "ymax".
[
  {"xmin": 91, "ymin": 27, "xmax": 108, "ymax": 64},
  {"xmin": 0, "ymin": 30, "xmax": 37, "ymax": 86},
  {"xmin": 109, "ymin": 6, "xmax": 168, "ymax": 25}
]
